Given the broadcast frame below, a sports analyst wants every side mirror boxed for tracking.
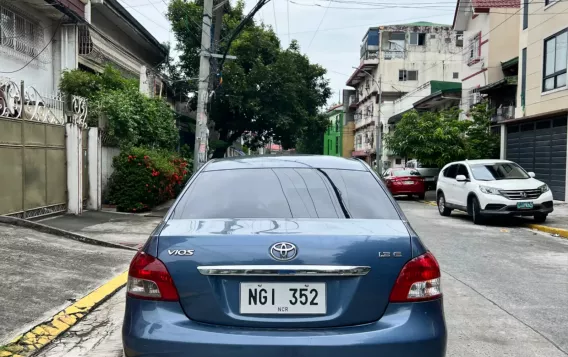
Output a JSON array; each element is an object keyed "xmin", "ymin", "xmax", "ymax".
[
  {"xmin": 456, "ymin": 175, "xmax": 468, "ymax": 182},
  {"xmin": 528, "ymin": 172, "xmax": 536, "ymax": 178}
]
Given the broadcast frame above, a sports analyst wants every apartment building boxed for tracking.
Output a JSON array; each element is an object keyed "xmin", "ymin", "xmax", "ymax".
[
  {"xmin": 345, "ymin": 22, "xmax": 461, "ymax": 169},
  {"xmin": 453, "ymin": 0, "xmax": 520, "ymax": 120},
  {"xmin": 501, "ymin": 0, "xmax": 568, "ymax": 200}
]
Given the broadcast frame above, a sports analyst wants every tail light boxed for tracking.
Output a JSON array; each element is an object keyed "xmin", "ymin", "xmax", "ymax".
[
  {"xmin": 127, "ymin": 251, "xmax": 179, "ymax": 301},
  {"xmin": 389, "ymin": 252, "xmax": 442, "ymax": 302}
]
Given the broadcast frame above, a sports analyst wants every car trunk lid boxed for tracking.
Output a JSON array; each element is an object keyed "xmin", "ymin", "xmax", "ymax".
[{"xmin": 157, "ymin": 218, "xmax": 411, "ymax": 328}]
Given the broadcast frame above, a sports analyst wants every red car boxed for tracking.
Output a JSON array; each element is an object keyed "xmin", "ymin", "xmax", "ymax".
[{"xmin": 383, "ymin": 168, "xmax": 426, "ymax": 199}]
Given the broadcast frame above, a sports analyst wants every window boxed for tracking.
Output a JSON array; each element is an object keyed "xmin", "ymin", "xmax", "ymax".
[
  {"xmin": 453, "ymin": 72, "xmax": 459, "ymax": 79},
  {"xmin": 443, "ymin": 164, "xmax": 458, "ymax": 179},
  {"xmin": 523, "ymin": 0, "xmax": 528, "ymax": 29},
  {"xmin": 470, "ymin": 163, "xmax": 530, "ymax": 181},
  {"xmin": 335, "ymin": 118, "xmax": 339, "ymax": 132},
  {"xmin": 430, "ymin": 34, "xmax": 436, "ymax": 39},
  {"xmin": 456, "ymin": 31, "xmax": 464, "ymax": 47},
  {"xmin": 467, "ymin": 33, "xmax": 481, "ymax": 65},
  {"xmin": 173, "ymin": 168, "xmax": 400, "ymax": 219},
  {"xmin": 399, "ymin": 70, "xmax": 418, "ymax": 81},
  {"xmin": 543, "ymin": 30, "xmax": 567, "ymax": 92},
  {"xmin": 456, "ymin": 164, "xmax": 469, "ymax": 179},
  {"xmin": 0, "ymin": 6, "xmax": 40, "ymax": 58},
  {"xmin": 395, "ymin": 158, "xmax": 402, "ymax": 165},
  {"xmin": 410, "ymin": 33, "xmax": 426, "ymax": 45}
]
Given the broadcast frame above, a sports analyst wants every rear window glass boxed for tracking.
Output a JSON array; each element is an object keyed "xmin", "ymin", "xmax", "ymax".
[
  {"xmin": 172, "ymin": 168, "xmax": 400, "ymax": 220},
  {"xmin": 392, "ymin": 170, "xmax": 421, "ymax": 177}
]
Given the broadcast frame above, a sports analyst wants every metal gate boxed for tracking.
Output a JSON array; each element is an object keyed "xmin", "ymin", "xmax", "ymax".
[
  {"xmin": 82, "ymin": 129, "xmax": 89, "ymax": 208},
  {"xmin": 506, "ymin": 116, "xmax": 567, "ymax": 200},
  {"xmin": 0, "ymin": 117, "xmax": 67, "ymax": 218}
]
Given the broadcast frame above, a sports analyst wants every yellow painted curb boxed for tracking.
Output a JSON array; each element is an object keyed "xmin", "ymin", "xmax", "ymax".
[
  {"xmin": 0, "ymin": 271, "xmax": 128, "ymax": 356},
  {"xmin": 419, "ymin": 200, "xmax": 437, "ymax": 207},
  {"xmin": 526, "ymin": 224, "xmax": 568, "ymax": 239}
]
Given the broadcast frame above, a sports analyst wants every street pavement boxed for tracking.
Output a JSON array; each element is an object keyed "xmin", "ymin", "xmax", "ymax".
[
  {"xmin": 0, "ymin": 223, "xmax": 134, "ymax": 345},
  {"xmin": 35, "ymin": 199, "xmax": 568, "ymax": 357}
]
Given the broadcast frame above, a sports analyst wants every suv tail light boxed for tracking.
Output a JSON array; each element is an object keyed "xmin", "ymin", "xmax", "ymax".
[
  {"xmin": 127, "ymin": 251, "xmax": 179, "ymax": 301},
  {"xmin": 389, "ymin": 252, "xmax": 442, "ymax": 302}
]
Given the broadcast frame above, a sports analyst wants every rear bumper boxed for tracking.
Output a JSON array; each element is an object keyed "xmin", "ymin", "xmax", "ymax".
[{"xmin": 122, "ymin": 297, "xmax": 447, "ymax": 357}]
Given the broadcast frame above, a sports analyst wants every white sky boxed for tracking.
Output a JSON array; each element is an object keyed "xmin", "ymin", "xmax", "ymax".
[{"xmin": 117, "ymin": 0, "xmax": 456, "ymax": 104}]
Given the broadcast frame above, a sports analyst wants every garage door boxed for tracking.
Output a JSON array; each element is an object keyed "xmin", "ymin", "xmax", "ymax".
[{"xmin": 506, "ymin": 117, "xmax": 567, "ymax": 201}]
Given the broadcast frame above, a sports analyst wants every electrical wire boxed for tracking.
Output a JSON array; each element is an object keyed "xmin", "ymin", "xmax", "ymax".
[
  {"xmin": 287, "ymin": 0, "xmax": 291, "ymax": 46},
  {"xmin": 307, "ymin": 0, "xmax": 332, "ymax": 51},
  {"xmin": 0, "ymin": 14, "xmax": 64, "ymax": 74},
  {"xmin": 273, "ymin": 0, "xmax": 279, "ymax": 33}
]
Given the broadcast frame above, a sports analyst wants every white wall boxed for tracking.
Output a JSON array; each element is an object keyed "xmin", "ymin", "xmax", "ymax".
[
  {"xmin": 0, "ymin": 2, "xmax": 60, "ymax": 92},
  {"xmin": 101, "ymin": 146, "xmax": 120, "ymax": 195}
]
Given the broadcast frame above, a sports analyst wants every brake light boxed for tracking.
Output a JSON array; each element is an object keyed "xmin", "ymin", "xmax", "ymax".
[
  {"xmin": 389, "ymin": 252, "xmax": 442, "ymax": 302},
  {"xmin": 127, "ymin": 251, "xmax": 179, "ymax": 301}
]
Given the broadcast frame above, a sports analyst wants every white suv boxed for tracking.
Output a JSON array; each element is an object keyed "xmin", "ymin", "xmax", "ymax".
[{"xmin": 436, "ymin": 159, "xmax": 554, "ymax": 224}]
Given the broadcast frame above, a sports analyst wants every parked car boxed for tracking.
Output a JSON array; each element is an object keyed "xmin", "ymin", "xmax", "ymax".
[
  {"xmin": 436, "ymin": 159, "xmax": 554, "ymax": 224},
  {"xmin": 406, "ymin": 160, "xmax": 440, "ymax": 191},
  {"xmin": 123, "ymin": 156, "xmax": 447, "ymax": 357},
  {"xmin": 383, "ymin": 168, "xmax": 426, "ymax": 200}
]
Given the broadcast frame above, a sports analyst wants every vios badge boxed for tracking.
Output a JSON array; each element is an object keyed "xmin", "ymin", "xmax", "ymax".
[{"xmin": 168, "ymin": 249, "xmax": 195, "ymax": 256}]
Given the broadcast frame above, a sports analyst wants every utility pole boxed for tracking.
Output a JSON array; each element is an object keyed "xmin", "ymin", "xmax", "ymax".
[
  {"xmin": 375, "ymin": 75, "xmax": 383, "ymax": 174},
  {"xmin": 193, "ymin": 0, "xmax": 213, "ymax": 173}
]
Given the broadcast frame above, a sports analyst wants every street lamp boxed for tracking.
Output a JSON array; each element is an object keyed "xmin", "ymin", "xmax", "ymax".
[{"xmin": 351, "ymin": 66, "xmax": 383, "ymax": 174}]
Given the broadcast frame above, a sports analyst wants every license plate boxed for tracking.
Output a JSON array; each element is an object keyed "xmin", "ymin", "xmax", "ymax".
[
  {"xmin": 517, "ymin": 202, "xmax": 534, "ymax": 209},
  {"xmin": 240, "ymin": 283, "xmax": 326, "ymax": 314},
  {"xmin": 403, "ymin": 181, "xmax": 414, "ymax": 185},
  {"xmin": 425, "ymin": 177, "xmax": 435, "ymax": 181}
]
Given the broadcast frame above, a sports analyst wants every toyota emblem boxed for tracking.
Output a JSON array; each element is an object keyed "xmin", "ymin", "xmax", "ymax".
[{"xmin": 269, "ymin": 242, "xmax": 298, "ymax": 261}]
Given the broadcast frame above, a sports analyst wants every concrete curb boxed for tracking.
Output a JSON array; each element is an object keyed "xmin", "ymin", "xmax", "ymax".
[
  {"xmin": 0, "ymin": 216, "xmax": 138, "ymax": 251},
  {"xmin": 526, "ymin": 223, "xmax": 568, "ymax": 239},
  {"xmin": 417, "ymin": 200, "xmax": 568, "ymax": 240},
  {"xmin": 0, "ymin": 272, "xmax": 128, "ymax": 357}
]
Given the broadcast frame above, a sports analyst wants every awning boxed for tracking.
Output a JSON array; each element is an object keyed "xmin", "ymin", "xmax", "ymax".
[
  {"xmin": 387, "ymin": 108, "xmax": 413, "ymax": 124},
  {"xmin": 346, "ymin": 60, "xmax": 379, "ymax": 87},
  {"xmin": 478, "ymin": 76, "xmax": 517, "ymax": 94},
  {"xmin": 413, "ymin": 89, "xmax": 461, "ymax": 110}
]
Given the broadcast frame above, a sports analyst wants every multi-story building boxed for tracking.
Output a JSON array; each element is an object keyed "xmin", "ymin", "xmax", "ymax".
[
  {"xmin": 453, "ymin": 0, "xmax": 520, "ymax": 122},
  {"xmin": 499, "ymin": 0, "xmax": 568, "ymax": 201},
  {"xmin": 346, "ymin": 22, "xmax": 461, "ymax": 168},
  {"xmin": 323, "ymin": 104, "xmax": 343, "ymax": 157}
]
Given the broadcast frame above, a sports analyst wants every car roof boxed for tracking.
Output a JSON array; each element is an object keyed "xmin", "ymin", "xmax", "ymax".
[
  {"xmin": 446, "ymin": 159, "xmax": 513, "ymax": 167},
  {"xmin": 202, "ymin": 155, "xmax": 369, "ymax": 172}
]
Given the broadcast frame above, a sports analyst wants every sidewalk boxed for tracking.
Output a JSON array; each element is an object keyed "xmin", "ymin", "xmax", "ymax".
[{"xmin": 40, "ymin": 211, "xmax": 162, "ymax": 249}]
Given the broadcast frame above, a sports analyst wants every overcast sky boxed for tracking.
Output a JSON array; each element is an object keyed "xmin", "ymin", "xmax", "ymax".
[{"xmin": 117, "ymin": 0, "xmax": 456, "ymax": 105}]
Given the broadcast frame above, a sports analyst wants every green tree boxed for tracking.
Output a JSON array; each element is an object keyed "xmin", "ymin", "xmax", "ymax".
[
  {"xmin": 386, "ymin": 104, "xmax": 500, "ymax": 168},
  {"xmin": 296, "ymin": 114, "xmax": 329, "ymax": 154},
  {"xmin": 466, "ymin": 104, "xmax": 500, "ymax": 160},
  {"xmin": 385, "ymin": 108, "xmax": 471, "ymax": 168},
  {"xmin": 167, "ymin": 0, "xmax": 331, "ymax": 157}
]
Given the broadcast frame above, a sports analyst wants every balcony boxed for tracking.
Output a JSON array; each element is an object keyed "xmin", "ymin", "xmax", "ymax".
[
  {"xmin": 492, "ymin": 105, "xmax": 515, "ymax": 123},
  {"xmin": 382, "ymin": 50, "xmax": 405, "ymax": 60}
]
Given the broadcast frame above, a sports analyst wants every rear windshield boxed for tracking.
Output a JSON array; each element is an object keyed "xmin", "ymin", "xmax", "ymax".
[
  {"xmin": 172, "ymin": 168, "xmax": 400, "ymax": 220},
  {"xmin": 392, "ymin": 170, "xmax": 421, "ymax": 177}
]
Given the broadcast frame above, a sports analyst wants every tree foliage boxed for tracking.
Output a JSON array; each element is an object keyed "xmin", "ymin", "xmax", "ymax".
[
  {"xmin": 295, "ymin": 114, "xmax": 329, "ymax": 154},
  {"xmin": 167, "ymin": 0, "xmax": 331, "ymax": 156},
  {"xmin": 59, "ymin": 65, "xmax": 179, "ymax": 150},
  {"xmin": 385, "ymin": 104, "xmax": 499, "ymax": 168}
]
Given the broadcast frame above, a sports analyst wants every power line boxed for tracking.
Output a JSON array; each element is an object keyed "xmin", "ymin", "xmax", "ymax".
[
  {"xmin": 117, "ymin": 0, "xmax": 170, "ymax": 30},
  {"xmin": 0, "ymin": 15, "xmax": 64, "ymax": 74},
  {"xmin": 307, "ymin": 0, "xmax": 332, "ymax": 51},
  {"xmin": 272, "ymin": 0, "xmax": 279, "ymax": 33},
  {"xmin": 287, "ymin": 0, "xmax": 291, "ymax": 46}
]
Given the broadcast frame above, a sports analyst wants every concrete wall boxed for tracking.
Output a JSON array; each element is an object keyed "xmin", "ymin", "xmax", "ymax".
[
  {"xmin": 517, "ymin": 0, "xmax": 568, "ymax": 117},
  {"xmin": 342, "ymin": 121, "xmax": 355, "ymax": 158},
  {"xmin": 101, "ymin": 146, "xmax": 120, "ymax": 196}
]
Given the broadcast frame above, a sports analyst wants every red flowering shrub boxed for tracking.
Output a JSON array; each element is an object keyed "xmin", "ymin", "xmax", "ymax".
[{"xmin": 106, "ymin": 147, "xmax": 191, "ymax": 212}]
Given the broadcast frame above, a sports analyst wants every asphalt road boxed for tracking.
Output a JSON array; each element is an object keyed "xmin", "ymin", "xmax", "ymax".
[{"xmin": 38, "ymin": 200, "xmax": 568, "ymax": 357}]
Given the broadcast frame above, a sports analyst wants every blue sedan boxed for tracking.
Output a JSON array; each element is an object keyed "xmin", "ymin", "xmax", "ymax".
[{"xmin": 122, "ymin": 155, "xmax": 447, "ymax": 357}]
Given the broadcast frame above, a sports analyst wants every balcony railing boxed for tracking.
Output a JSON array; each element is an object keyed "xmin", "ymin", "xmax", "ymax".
[{"xmin": 383, "ymin": 51, "xmax": 405, "ymax": 60}]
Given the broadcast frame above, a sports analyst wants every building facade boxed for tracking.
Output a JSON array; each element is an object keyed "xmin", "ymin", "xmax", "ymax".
[
  {"xmin": 453, "ymin": 0, "xmax": 520, "ymax": 121},
  {"xmin": 500, "ymin": 0, "xmax": 568, "ymax": 200},
  {"xmin": 346, "ymin": 22, "xmax": 462, "ymax": 168},
  {"xmin": 323, "ymin": 105, "xmax": 343, "ymax": 157}
]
